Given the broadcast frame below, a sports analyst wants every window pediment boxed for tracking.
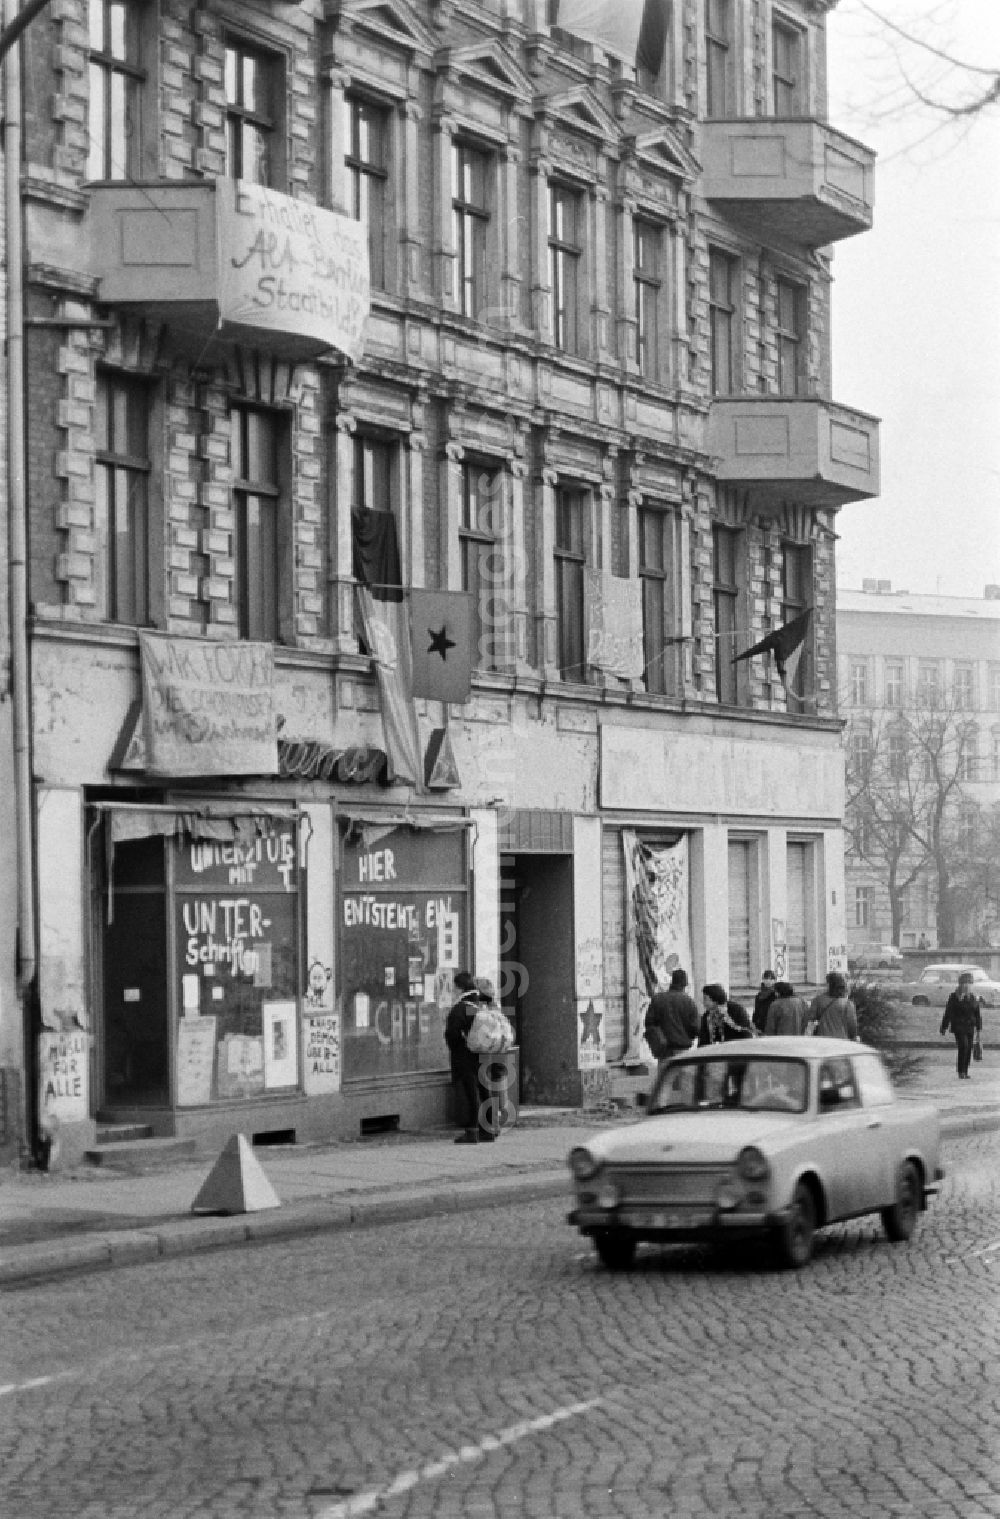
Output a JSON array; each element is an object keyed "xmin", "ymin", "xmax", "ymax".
[
  {"xmin": 536, "ymin": 86, "xmax": 620, "ymax": 149},
  {"xmin": 329, "ymin": 0, "xmax": 437, "ymax": 60},
  {"xmin": 629, "ymin": 127, "xmax": 699, "ymax": 184},
  {"xmin": 436, "ymin": 39, "xmax": 533, "ymax": 102}
]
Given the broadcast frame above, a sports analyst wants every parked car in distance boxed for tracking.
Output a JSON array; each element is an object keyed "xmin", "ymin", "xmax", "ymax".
[
  {"xmin": 848, "ymin": 944, "xmax": 903, "ymax": 972},
  {"xmin": 567, "ymin": 1038, "xmax": 943, "ymax": 1271},
  {"xmin": 895, "ymin": 963, "xmax": 1000, "ymax": 1008}
]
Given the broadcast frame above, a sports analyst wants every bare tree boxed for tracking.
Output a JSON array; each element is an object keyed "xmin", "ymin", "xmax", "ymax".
[{"xmin": 845, "ymin": 692, "xmax": 978, "ymax": 945}]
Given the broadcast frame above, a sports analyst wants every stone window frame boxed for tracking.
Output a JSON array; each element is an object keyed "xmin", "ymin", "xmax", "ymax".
[{"xmin": 85, "ymin": 0, "xmax": 160, "ymax": 183}]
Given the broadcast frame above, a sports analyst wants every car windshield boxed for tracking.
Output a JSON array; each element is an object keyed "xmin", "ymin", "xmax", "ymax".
[{"xmin": 649, "ymin": 1057, "xmax": 809, "ymax": 1115}]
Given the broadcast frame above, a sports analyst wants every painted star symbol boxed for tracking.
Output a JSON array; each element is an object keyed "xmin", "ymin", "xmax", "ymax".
[
  {"xmin": 427, "ymin": 625, "xmax": 456, "ymax": 661},
  {"xmin": 579, "ymin": 1000, "xmax": 602, "ymax": 1044}
]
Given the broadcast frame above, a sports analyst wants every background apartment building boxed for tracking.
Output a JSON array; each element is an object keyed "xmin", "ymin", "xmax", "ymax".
[
  {"xmin": 2, "ymin": 0, "xmax": 877, "ymax": 1163},
  {"xmin": 839, "ymin": 582, "xmax": 1000, "ymax": 955}
]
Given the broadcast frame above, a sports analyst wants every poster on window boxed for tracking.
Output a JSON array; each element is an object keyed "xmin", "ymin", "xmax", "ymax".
[
  {"xmin": 622, "ymin": 830, "xmax": 692, "ymax": 1064},
  {"xmin": 584, "ymin": 570, "xmax": 644, "ymax": 679},
  {"xmin": 263, "ymin": 1001, "xmax": 298, "ymax": 1088}
]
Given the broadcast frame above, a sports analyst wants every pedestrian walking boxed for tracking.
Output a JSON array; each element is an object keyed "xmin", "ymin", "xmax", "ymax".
[
  {"xmin": 940, "ymin": 970, "xmax": 983, "ymax": 1080},
  {"xmin": 644, "ymin": 968, "xmax": 700, "ymax": 1071},
  {"xmin": 764, "ymin": 981, "xmax": 811, "ymax": 1036},
  {"xmin": 697, "ymin": 984, "xmax": 754, "ymax": 1045},
  {"xmin": 752, "ymin": 970, "xmax": 778, "ymax": 1033},
  {"xmin": 444, "ymin": 970, "xmax": 495, "ymax": 1143},
  {"xmin": 807, "ymin": 972, "xmax": 860, "ymax": 1041}
]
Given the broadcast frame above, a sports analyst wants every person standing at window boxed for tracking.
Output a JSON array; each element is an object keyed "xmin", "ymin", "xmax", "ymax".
[{"xmin": 940, "ymin": 971, "xmax": 982, "ymax": 1080}]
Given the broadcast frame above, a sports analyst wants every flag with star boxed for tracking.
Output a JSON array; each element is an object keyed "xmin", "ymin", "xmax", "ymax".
[{"xmin": 409, "ymin": 589, "xmax": 474, "ymax": 704}]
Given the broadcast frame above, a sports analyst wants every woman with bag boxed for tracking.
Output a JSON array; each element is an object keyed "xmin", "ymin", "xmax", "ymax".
[
  {"xmin": 940, "ymin": 970, "xmax": 983, "ymax": 1080},
  {"xmin": 445, "ymin": 971, "xmax": 492, "ymax": 1143}
]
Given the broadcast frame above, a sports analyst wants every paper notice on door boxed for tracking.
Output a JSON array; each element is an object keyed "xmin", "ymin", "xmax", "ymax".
[{"xmin": 177, "ymin": 1016, "xmax": 216, "ymax": 1106}]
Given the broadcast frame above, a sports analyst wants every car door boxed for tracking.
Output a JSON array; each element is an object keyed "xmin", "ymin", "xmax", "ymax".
[
  {"xmin": 815, "ymin": 1056, "xmax": 885, "ymax": 1218},
  {"xmin": 851, "ymin": 1053, "xmax": 898, "ymax": 1207}
]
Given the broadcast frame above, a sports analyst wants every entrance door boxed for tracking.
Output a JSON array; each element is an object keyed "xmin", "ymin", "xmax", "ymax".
[
  {"xmin": 101, "ymin": 838, "xmax": 170, "ymax": 1108},
  {"xmin": 499, "ymin": 853, "xmax": 578, "ymax": 1107}
]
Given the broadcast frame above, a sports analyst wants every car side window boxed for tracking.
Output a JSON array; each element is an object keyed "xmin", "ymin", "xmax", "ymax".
[
  {"xmin": 853, "ymin": 1053, "xmax": 895, "ymax": 1107},
  {"xmin": 818, "ymin": 1057, "xmax": 859, "ymax": 1112}
]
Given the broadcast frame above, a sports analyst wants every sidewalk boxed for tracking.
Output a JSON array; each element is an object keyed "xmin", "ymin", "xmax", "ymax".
[{"xmin": 2, "ymin": 1048, "xmax": 998, "ymax": 1288}]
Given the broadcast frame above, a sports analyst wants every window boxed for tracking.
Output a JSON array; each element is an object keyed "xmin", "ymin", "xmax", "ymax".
[
  {"xmin": 991, "ymin": 666, "xmax": 1000, "ymax": 711},
  {"xmin": 954, "ymin": 665, "xmax": 975, "ymax": 710},
  {"xmin": 353, "ymin": 436, "xmax": 395, "ymax": 515},
  {"xmin": 554, "ymin": 486, "xmax": 587, "ymax": 681},
  {"xmin": 854, "ymin": 810, "xmax": 872, "ymax": 857},
  {"xmin": 460, "ymin": 462, "xmax": 501, "ymax": 672},
  {"xmin": 95, "ymin": 372, "xmax": 150, "ymax": 625},
  {"xmin": 225, "ymin": 41, "xmax": 277, "ymax": 185},
  {"xmin": 634, "ymin": 220, "xmax": 662, "ymax": 379},
  {"xmin": 855, "ymin": 886, "xmax": 871, "ymax": 930},
  {"xmin": 917, "ymin": 662, "xmax": 941, "ymax": 707},
  {"xmin": 850, "ymin": 728, "xmax": 871, "ymax": 774},
  {"xmin": 639, "ymin": 507, "xmax": 677, "ymax": 696},
  {"xmin": 705, "ymin": 0, "xmax": 734, "ymax": 117},
  {"xmin": 345, "ymin": 96, "xmax": 388, "ymax": 290},
  {"xmin": 549, "ymin": 185, "xmax": 582, "ymax": 352},
  {"xmin": 776, "ymin": 278, "xmax": 805, "ymax": 395},
  {"xmin": 992, "ymin": 731, "xmax": 1000, "ymax": 782},
  {"xmin": 728, "ymin": 838, "xmax": 760, "ymax": 987},
  {"xmin": 958, "ymin": 731, "xmax": 977, "ymax": 782},
  {"xmin": 713, "ymin": 524, "xmax": 740, "ymax": 704},
  {"xmin": 786, "ymin": 840, "xmax": 816, "ymax": 984},
  {"xmin": 636, "ymin": 0, "xmax": 672, "ymax": 96},
  {"xmin": 709, "ymin": 249, "xmax": 738, "ymax": 395},
  {"xmin": 453, "ymin": 142, "xmax": 490, "ymax": 318},
  {"xmin": 232, "ymin": 405, "xmax": 282, "ymax": 641},
  {"xmin": 781, "ymin": 541, "xmax": 813, "ymax": 712},
  {"xmin": 958, "ymin": 809, "xmax": 977, "ymax": 851},
  {"xmin": 87, "ymin": 0, "xmax": 144, "ymax": 180},
  {"xmin": 772, "ymin": 19, "xmax": 804, "ymax": 115},
  {"xmin": 888, "ymin": 732, "xmax": 907, "ymax": 780},
  {"xmin": 854, "ymin": 1053, "xmax": 895, "ymax": 1108},
  {"xmin": 885, "ymin": 661, "xmax": 904, "ymax": 708},
  {"xmin": 818, "ymin": 1058, "xmax": 859, "ymax": 1112},
  {"xmin": 850, "ymin": 662, "xmax": 868, "ymax": 706}
]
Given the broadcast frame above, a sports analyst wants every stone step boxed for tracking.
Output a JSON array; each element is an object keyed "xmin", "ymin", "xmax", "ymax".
[
  {"xmin": 84, "ymin": 1136, "xmax": 197, "ymax": 1172},
  {"xmin": 96, "ymin": 1123, "xmax": 155, "ymax": 1145}
]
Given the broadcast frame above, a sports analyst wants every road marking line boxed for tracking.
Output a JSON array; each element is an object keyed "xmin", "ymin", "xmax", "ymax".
[
  {"xmin": 0, "ymin": 1372, "xmax": 71, "ymax": 1400},
  {"xmin": 945, "ymin": 1238, "xmax": 1000, "ymax": 1264},
  {"xmin": 315, "ymin": 1397, "xmax": 602, "ymax": 1518}
]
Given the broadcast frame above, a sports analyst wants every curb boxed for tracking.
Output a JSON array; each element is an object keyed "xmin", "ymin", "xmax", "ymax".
[
  {"xmin": 0, "ymin": 1171, "xmax": 569, "ymax": 1288},
  {"xmin": 2, "ymin": 1109, "xmax": 997, "ymax": 1289}
]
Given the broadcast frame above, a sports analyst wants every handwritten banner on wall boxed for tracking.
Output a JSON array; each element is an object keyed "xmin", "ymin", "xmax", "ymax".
[
  {"xmin": 584, "ymin": 570, "xmax": 644, "ymax": 680},
  {"xmin": 140, "ymin": 633, "xmax": 279, "ymax": 777},
  {"xmin": 217, "ymin": 180, "xmax": 370, "ymax": 363}
]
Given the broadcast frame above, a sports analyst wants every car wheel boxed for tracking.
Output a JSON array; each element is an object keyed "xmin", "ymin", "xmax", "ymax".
[
  {"xmin": 773, "ymin": 1181, "xmax": 817, "ymax": 1270},
  {"xmin": 882, "ymin": 1160, "xmax": 920, "ymax": 1243},
  {"xmin": 593, "ymin": 1230, "xmax": 636, "ymax": 1270}
]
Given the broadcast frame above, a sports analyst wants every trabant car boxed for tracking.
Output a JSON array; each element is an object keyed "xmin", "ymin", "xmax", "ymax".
[
  {"xmin": 568, "ymin": 1038, "xmax": 943, "ymax": 1270},
  {"xmin": 848, "ymin": 944, "xmax": 903, "ymax": 972},
  {"xmin": 895, "ymin": 962, "xmax": 1000, "ymax": 1008}
]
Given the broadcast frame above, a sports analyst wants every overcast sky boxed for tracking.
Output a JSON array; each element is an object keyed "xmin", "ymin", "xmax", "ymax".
[{"xmin": 825, "ymin": 0, "xmax": 1000, "ymax": 599}]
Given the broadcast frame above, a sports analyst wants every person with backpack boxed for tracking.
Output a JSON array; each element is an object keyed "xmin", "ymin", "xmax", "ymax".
[
  {"xmin": 444, "ymin": 971, "xmax": 495, "ymax": 1144},
  {"xmin": 807, "ymin": 971, "xmax": 860, "ymax": 1041}
]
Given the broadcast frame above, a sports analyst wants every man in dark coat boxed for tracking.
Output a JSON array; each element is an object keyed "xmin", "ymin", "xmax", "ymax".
[
  {"xmin": 444, "ymin": 971, "xmax": 494, "ymax": 1142},
  {"xmin": 752, "ymin": 970, "xmax": 778, "ymax": 1033},
  {"xmin": 940, "ymin": 970, "xmax": 983, "ymax": 1080},
  {"xmin": 644, "ymin": 968, "xmax": 700, "ymax": 1071}
]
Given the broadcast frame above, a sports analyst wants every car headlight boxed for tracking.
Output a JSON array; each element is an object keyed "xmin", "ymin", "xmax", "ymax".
[
  {"xmin": 736, "ymin": 1146, "xmax": 771, "ymax": 1183},
  {"xmin": 569, "ymin": 1146, "xmax": 601, "ymax": 1182}
]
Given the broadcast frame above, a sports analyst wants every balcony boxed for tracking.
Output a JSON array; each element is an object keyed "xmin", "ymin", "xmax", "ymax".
[
  {"xmin": 699, "ymin": 119, "xmax": 874, "ymax": 247},
  {"xmin": 707, "ymin": 397, "xmax": 880, "ymax": 508},
  {"xmin": 85, "ymin": 180, "xmax": 369, "ymax": 363}
]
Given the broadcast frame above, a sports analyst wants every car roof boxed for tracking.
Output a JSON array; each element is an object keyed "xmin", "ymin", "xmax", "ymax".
[
  {"xmin": 923, "ymin": 963, "xmax": 984, "ymax": 975},
  {"xmin": 669, "ymin": 1037, "xmax": 873, "ymax": 1062}
]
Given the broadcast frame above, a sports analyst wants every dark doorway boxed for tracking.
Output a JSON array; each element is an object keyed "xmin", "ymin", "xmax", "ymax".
[
  {"xmin": 101, "ymin": 837, "xmax": 170, "ymax": 1107},
  {"xmin": 499, "ymin": 853, "xmax": 579, "ymax": 1107}
]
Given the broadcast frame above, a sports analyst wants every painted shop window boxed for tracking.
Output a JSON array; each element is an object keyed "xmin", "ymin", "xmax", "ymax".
[
  {"xmin": 453, "ymin": 141, "xmax": 491, "ymax": 318},
  {"xmin": 95, "ymin": 371, "xmax": 150, "ymax": 626},
  {"xmin": 87, "ymin": 0, "xmax": 145, "ymax": 181},
  {"xmin": 173, "ymin": 822, "xmax": 301, "ymax": 1104},
  {"xmin": 772, "ymin": 18, "xmax": 805, "ymax": 116},
  {"xmin": 460, "ymin": 461, "xmax": 501, "ymax": 671},
  {"xmin": 548, "ymin": 184, "xmax": 582, "ymax": 353},
  {"xmin": 555, "ymin": 484, "xmax": 588, "ymax": 682},
  {"xmin": 709, "ymin": 248, "xmax": 739, "ymax": 395},
  {"xmin": 346, "ymin": 95, "xmax": 389, "ymax": 290},
  {"xmin": 232, "ymin": 404, "xmax": 285, "ymax": 642},
  {"xmin": 225, "ymin": 39, "xmax": 280, "ymax": 187},
  {"xmin": 634, "ymin": 219, "xmax": 663, "ymax": 380},
  {"xmin": 712, "ymin": 523, "xmax": 740, "ymax": 704},
  {"xmin": 339, "ymin": 827, "xmax": 467, "ymax": 1081}
]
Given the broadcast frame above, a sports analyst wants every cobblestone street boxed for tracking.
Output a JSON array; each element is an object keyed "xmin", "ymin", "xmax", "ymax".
[{"xmin": 2, "ymin": 1127, "xmax": 999, "ymax": 1519}]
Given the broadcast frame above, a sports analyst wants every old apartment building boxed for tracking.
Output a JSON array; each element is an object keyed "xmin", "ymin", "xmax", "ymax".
[{"xmin": 1, "ymin": 0, "xmax": 877, "ymax": 1162}]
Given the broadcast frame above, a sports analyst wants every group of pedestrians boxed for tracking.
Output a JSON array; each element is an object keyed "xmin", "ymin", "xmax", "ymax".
[{"xmin": 644, "ymin": 967, "xmax": 860, "ymax": 1066}]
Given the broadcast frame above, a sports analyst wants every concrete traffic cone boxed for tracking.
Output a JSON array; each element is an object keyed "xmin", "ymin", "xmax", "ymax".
[{"xmin": 191, "ymin": 1133, "xmax": 281, "ymax": 1215}]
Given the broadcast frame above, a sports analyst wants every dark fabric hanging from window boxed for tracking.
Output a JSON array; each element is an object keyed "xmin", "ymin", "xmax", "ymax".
[{"xmin": 352, "ymin": 507, "xmax": 402, "ymax": 601}]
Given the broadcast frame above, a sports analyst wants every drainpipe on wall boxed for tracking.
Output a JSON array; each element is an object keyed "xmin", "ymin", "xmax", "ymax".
[{"xmin": 5, "ymin": 0, "xmax": 41, "ymax": 1156}]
